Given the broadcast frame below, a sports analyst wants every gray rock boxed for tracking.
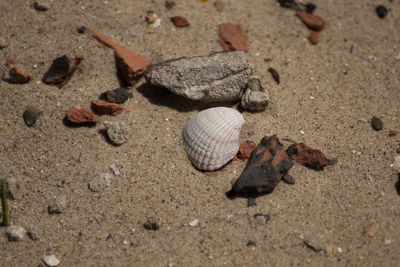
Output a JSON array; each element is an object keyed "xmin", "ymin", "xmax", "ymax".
[
  {"xmin": 48, "ymin": 195, "xmax": 67, "ymax": 214},
  {"xmin": 145, "ymin": 51, "xmax": 253, "ymax": 102},
  {"xmin": 240, "ymin": 77, "xmax": 269, "ymax": 111},
  {"xmin": 43, "ymin": 255, "xmax": 60, "ymax": 266},
  {"xmin": 23, "ymin": 106, "xmax": 42, "ymax": 127},
  {"xmin": 303, "ymin": 233, "xmax": 323, "ymax": 252},
  {"xmin": 6, "ymin": 225, "xmax": 26, "ymax": 241},
  {"xmin": 88, "ymin": 173, "xmax": 111, "ymax": 192},
  {"xmin": 27, "ymin": 226, "xmax": 41, "ymax": 241},
  {"xmin": 104, "ymin": 121, "xmax": 129, "ymax": 146},
  {"xmin": 0, "ymin": 37, "xmax": 8, "ymax": 49}
]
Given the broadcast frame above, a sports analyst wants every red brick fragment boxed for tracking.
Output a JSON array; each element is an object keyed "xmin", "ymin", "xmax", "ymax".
[
  {"xmin": 218, "ymin": 23, "xmax": 248, "ymax": 52},
  {"xmin": 2, "ymin": 59, "xmax": 31, "ymax": 83},
  {"xmin": 66, "ymin": 107, "xmax": 98, "ymax": 124},
  {"xmin": 237, "ymin": 141, "xmax": 257, "ymax": 160},
  {"xmin": 389, "ymin": 130, "xmax": 399, "ymax": 137},
  {"xmin": 308, "ymin": 31, "xmax": 319, "ymax": 45},
  {"xmin": 92, "ymin": 30, "xmax": 151, "ymax": 85},
  {"xmin": 286, "ymin": 143, "xmax": 330, "ymax": 171},
  {"xmin": 296, "ymin": 10, "xmax": 325, "ymax": 31},
  {"xmin": 91, "ymin": 100, "xmax": 124, "ymax": 116},
  {"xmin": 171, "ymin": 16, "xmax": 190, "ymax": 27}
]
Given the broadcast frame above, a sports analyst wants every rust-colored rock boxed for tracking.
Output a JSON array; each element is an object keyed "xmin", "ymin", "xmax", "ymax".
[
  {"xmin": 296, "ymin": 10, "xmax": 325, "ymax": 31},
  {"xmin": 286, "ymin": 143, "xmax": 330, "ymax": 171},
  {"xmin": 92, "ymin": 30, "xmax": 151, "ymax": 85},
  {"xmin": 2, "ymin": 59, "xmax": 31, "ymax": 83},
  {"xmin": 42, "ymin": 55, "xmax": 83, "ymax": 88},
  {"xmin": 91, "ymin": 100, "xmax": 124, "ymax": 116},
  {"xmin": 237, "ymin": 141, "xmax": 257, "ymax": 160},
  {"xmin": 309, "ymin": 31, "xmax": 319, "ymax": 45},
  {"xmin": 171, "ymin": 16, "xmax": 190, "ymax": 27},
  {"xmin": 227, "ymin": 135, "xmax": 294, "ymax": 198},
  {"xmin": 389, "ymin": 130, "xmax": 398, "ymax": 137},
  {"xmin": 218, "ymin": 23, "xmax": 248, "ymax": 52},
  {"xmin": 66, "ymin": 107, "xmax": 98, "ymax": 124}
]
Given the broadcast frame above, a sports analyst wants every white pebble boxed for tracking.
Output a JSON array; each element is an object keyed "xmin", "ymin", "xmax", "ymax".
[
  {"xmin": 189, "ymin": 219, "xmax": 199, "ymax": 227},
  {"xmin": 43, "ymin": 255, "xmax": 60, "ymax": 266},
  {"xmin": 299, "ymin": 130, "xmax": 305, "ymax": 135}
]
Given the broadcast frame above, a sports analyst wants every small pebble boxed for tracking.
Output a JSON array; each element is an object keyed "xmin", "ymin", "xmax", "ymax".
[
  {"xmin": 110, "ymin": 164, "xmax": 120, "ymax": 175},
  {"xmin": 33, "ymin": 0, "xmax": 51, "ymax": 11},
  {"xmin": 171, "ymin": 16, "xmax": 190, "ymax": 27},
  {"xmin": 23, "ymin": 106, "xmax": 42, "ymax": 127},
  {"xmin": 392, "ymin": 156, "xmax": 400, "ymax": 172},
  {"xmin": 268, "ymin": 67, "xmax": 280, "ymax": 84},
  {"xmin": 303, "ymin": 233, "xmax": 323, "ymax": 252},
  {"xmin": 253, "ymin": 213, "xmax": 270, "ymax": 225},
  {"xmin": 165, "ymin": 0, "xmax": 176, "ymax": 9},
  {"xmin": 247, "ymin": 240, "xmax": 256, "ymax": 247},
  {"xmin": 189, "ymin": 219, "xmax": 199, "ymax": 227},
  {"xmin": 27, "ymin": 227, "xmax": 41, "ymax": 241},
  {"xmin": 103, "ymin": 121, "xmax": 129, "ymax": 146},
  {"xmin": 396, "ymin": 147, "xmax": 400, "ymax": 154},
  {"xmin": 146, "ymin": 11, "xmax": 161, "ymax": 28},
  {"xmin": 282, "ymin": 174, "xmax": 295, "ymax": 185},
  {"xmin": 375, "ymin": 5, "xmax": 388, "ymax": 18},
  {"xmin": 371, "ymin": 116, "xmax": 383, "ymax": 131},
  {"xmin": 88, "ymin": 173, "xmax": 111, "ymax": 192},
  {"xmin": 77, "ymin": 26, "xmax": 87, "ymax": 34},
  {"xmin": 143, "ymin": 217, "xmax": 159, "ymax": 230},
  {"xmin": 48, "ymin": 195, "xmax": 67, "ymax": 214},
  {"xmin": 43, "ymin": 255, "xmax": 60, "ymax": 267},
  {"xmin": 304, "ymin": 2, "xmax": 316, "ymax": 13},
  {"xmin": 66, "ymin": 107, "xmax": 98, "ymax": 124},
  {"xmin": 389, "ymin": 130, "xmax": 398, "ymax": 137},
  {"xmin": 103, "ymin": 87, "xmax": 130, "ymax": 104},
  {"xmin": 308, "ymin": 31, "xmax": 320, "ymax": 45},
  {"xmin": 364, "ymin": 222, "xmax": 379, "ymax": 238},
  {"xmin": 6, "ymin": 225, "xmax": 26, "ymax": 241},
  {"xmin": 213, "ymin": 0, "xmax": 224, "ymax": 12}
]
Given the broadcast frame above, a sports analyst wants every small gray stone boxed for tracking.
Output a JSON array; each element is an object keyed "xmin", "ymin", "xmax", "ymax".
[
  {"xmin": 48, "ymin": 195, "xmax": 67, "ymax": 214},
  {"xmin": 0, "ymin": 37, "xmax": 8, "ymax": 49},
  {"xmin": 214, "ymin": 0, "xmax": 224, "ymax": 11},
  {"xmin": 303, "ymin": 233, "xmax": 323, "ymax": 252},
  {"xmin": 104, "ymin": 121, "xmax": 129, "ymax": 146},
  {"xmin": 145, "ymin": 51, "xmax": 253, "ymax": 102},
  {"xmin": 43, "ymin": 255, "xmax": 60, "ymax": 266},
  {"xmin": 27, "ymin": 226, "xmax": 41, "ymax": 241},
  {"xmin": 240, "ymin": 78, "xmax": 269, "ymax": 111},
  {"xmin": 143, "ymin": 217, "xmax": 159, "ymax": 230},
  {"xmin": 88, "ymin": 173, "xmax": 111, "ymax": 192},
  {"xmin": 6, "ymin": 225, "xmax": 26, "ymax": 241},
  {"xmin": 23, "ymin": 106, "xmax": 42, "ymax": 127}
]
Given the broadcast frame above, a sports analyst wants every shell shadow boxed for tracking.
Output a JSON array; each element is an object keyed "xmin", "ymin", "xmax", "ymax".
[{"xmin": 135, "ymin": 82, "xmax": 238, "ymax": 112}]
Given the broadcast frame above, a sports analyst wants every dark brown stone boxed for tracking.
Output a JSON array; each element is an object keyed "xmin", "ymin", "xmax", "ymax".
[
  {"xmin": 42, "ymin": 55, "xmax": 83, "ymax": 88},
  {"xmin": 171, "ymin": 16, "xmax": 190, "ymax": 27},
  {"xmin": 268, "ymin": 67, "xmax": 280, "ymax": 84},
  {"xmin": 237, "ymin": 141, "xmax": 257, "ymax": 160},
  {"xmin": 286, "ymin": 143, "xmax": 330, "ymax": 171},
  {"xmin": 218, "ymin": 23, "xmax": 248, "ymax": 52},
  {"xmin": 92, "ymin": 30, "xmax": 151, "ymax": 85},
  {"xmin": 389, "ymin": 130, "xmax": 398, "ymax": 137},
  {"xmin": 2, "ymin": 59, "xmax": 31, "ymax": 84},
  {"xmin": 23, "ymin": 106, "xmax": 42, "ymax": 127},
  {"xmin": 296, "ymin": 10, "xmax": 325, "ymax": 31},
  {"xmin": 282, "ymin": 174, "xmax": 295, "ymax": 185},
  {"xmin": 91, "ymin": 100, "xmax": 124, "ymax": 116},
  {"xmin": 371, "ymin": 116, "xmax": 383, "ymax": 131},
  {"xmin": 103, "ymin": 87, "xmax": 130, "ymax": 104},
  {"xmin": 66, "ymin": 107, "xmax": 98, "ymax": 124},
  {"xmin": 309, "ymin": 31, "xmax": 319, "ymax": 44},
  {"xmin": 227, "ymin": 135, "xmax": 294, "ymax": 198}
]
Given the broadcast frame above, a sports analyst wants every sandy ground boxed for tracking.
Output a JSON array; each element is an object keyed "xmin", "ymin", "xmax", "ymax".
[{"xmin": 1, "ymin": 0, "xmax": 400, "ymax": 266}]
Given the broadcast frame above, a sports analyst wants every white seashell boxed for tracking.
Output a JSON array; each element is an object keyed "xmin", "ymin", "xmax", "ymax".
[{"xmin": 182, "ymin": 107, "xmax": 245, "ymax": 171}]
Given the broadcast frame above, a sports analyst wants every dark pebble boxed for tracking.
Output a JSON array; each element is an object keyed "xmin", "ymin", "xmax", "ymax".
[
  {"xmin": 375, "ymin": 5, "xmax": 388, "ymax": 18},
  {"xmin": 165, "ymin": 0, "xmax": 176, "ymax": 9},
  {"xmin": 103, "ymin": 87, "xmax": 130, "ymax": 104},
  {"xmin": 304, "ymin": 2, "xmax": 316, "ymax": 13},
  {"xmin": 268, "ymin": 67, "xmax": 280, "ymax": 84},
  {"xmin": 247, "ymin": 240, "xmax": 256, "ymax": 247},
  {"xmin": 247, "ymin": 197, "xmax": 257, "ymax": 207},
  {"xmin": 143, "ymin": 217, "xmax": 159, "ymax": 230},
  {"xmin": 371, "ymin": 116, "xmax": 383, "ymax": 131},
  {"xmin": 23, "ymin": 106, "xmax": 42, "ymax": 127},
  {"xmin": 277, "ymin": 0, "xmax": 301, "ymax": 9},
  {"xmin": 282, "ymin": 174, "xmax": 295, "ymax": 185},
  {"xmin": 77, "ymin": 26, "xmax": 87, "ymax": 34}
]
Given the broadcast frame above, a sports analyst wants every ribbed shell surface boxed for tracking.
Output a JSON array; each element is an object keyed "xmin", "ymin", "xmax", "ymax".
[{"xmin": 182, "ymin": 107, "xmax": 245, "ymax": 171}]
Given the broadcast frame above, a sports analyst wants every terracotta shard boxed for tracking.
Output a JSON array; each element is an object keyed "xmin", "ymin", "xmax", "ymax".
[
  {"xmin": 227, "ymin": 135, "xmax": 294, "ymax": 198},
  {"xmin": 237, "ymin": 141, "xmax": 257, "ymax": 160},
  {"xmin": 218, "ymin": 23, "xmax": 248, "ymax": 52},
  {"xmin": 296, "ymin": 10, "xmax": 325, "ymax": 31},
  {"xmin": 42, "ymin": 55, "xmax": 83, "ymax": 88},
  {"xmin": 309, "ymin": 31, "xmax": 319, "ymax": 45},
  {"xmin": 66, "ymin": 107, "xmax": 98, "ymax": 124},
  {"xmin": 91, "ymin": 100, "xmax": 124, "ymax": 116},
  {"xmin": 389, "ymin": 130, "xmax": 398, "ymax": 137},
  {"xmin": 286, "ymin": 143, "xmax": 330, "ymax": 170},
  {"xmin": 171, "ymin": 16, "xmax": 190, "ymax": 27},
  {"xmin": 92, "ymin": 30, "xmax": 151, "ymax": 85},
  {"xmin": 2, "ymin": 59, "xmax": 31, "ymax": 84}
]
